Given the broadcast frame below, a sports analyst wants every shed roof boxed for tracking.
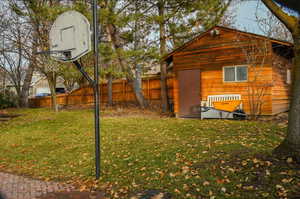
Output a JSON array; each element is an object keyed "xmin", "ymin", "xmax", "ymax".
[{"xmin": 162, "ymin": 25, "xmax": 293, "ymax": 63}]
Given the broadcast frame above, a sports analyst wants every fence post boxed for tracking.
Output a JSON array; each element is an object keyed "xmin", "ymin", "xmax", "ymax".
[
  {"xmin": 122, "ymin": 80, "xmax": 126, "ymax": 102},
  {"xmin": 147, "ymin": 78, "xmax": 150, "ymax": 99},
  {"xmin": 100, "ymin": 83, "xmax": 103, "ymax": 105}
]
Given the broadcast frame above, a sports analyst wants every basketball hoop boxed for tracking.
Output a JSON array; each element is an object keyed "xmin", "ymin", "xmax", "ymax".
[
  {"xmin": 45, "ymin": 6, "xmax": 101, "ymax": 180},
  {"xmin": 49, "ymin": 11, "xmax": 91, "ymax": 62}
]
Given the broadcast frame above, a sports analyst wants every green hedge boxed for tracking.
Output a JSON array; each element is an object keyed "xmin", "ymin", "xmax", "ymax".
[{"xmin": 0, "ymin": 91, "xmax": 16, "ymax": 109}]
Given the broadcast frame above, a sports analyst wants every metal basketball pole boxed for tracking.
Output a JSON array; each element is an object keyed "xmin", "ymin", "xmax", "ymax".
[{"xmin": 92, "ymin": 0, "xmax": 101, "ymax": 180}]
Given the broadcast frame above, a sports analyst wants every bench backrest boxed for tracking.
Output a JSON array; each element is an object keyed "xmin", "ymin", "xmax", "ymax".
[{"xmin": 207, "ymin": 94, "xmax": 241, "ymax": 107}]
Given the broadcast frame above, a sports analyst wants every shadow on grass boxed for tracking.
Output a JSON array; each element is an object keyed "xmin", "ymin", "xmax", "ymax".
[
  {"xmin": 0, "ymin": 113, "xmax": 22, "ymax": 122},
  {"xmin": 36, "ymin": 191, "xmax": 106, "ymax": 199},
  {"xmin": 193, "ymin": 146, "xmax": 300, "ymax": 199},
  {"xmin": 0, "ymin": 192, "xmax": 6, "ymax": 199}
]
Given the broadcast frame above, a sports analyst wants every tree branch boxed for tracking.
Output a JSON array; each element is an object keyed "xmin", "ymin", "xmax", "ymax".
[{"xmin": 261, "ymin": 0, "xmax": 298, "ymax": 33}]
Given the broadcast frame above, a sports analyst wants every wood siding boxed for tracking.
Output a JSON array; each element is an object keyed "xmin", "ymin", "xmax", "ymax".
[
  {"xmin": 200, "ymin": 65, "xmax": 273, "ymax": 115},
  {"xmin": 271, "ymin": 51, "xmax": 292, "ymax": 114},
  {"xmin": 173, "ymin": 65, "xmax": 273, "ymax": 115},
  {"xmin": 172, "ymin": 28, "xmax": 275, "ymax": 115},
  {"xmin": 173, "ymin": 29, "xmax": 272, "ymax": 72}
]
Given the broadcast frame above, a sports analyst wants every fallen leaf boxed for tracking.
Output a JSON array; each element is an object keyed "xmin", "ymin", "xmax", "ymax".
[
  {"xmin": 243, "ymin": 185, "xmax": 254, "ymax": 190},
  {"xmin": 282, "ymin": 178, "xmax": 293, "ymax": 183},
  {"xmin": 216, "ymin": 179, "xmax": 225, "ymax": 184},
  {"xmin": 262, "ymin": 192, "xmax": 269, "ymax": 197},
  {"xmin": 276, "ymin": 184, "xmax": 284, "ymax": 189},
  {"xmin": 174, "ymin": 188, "xmax": 180, "ymax": 193},
  {"xmin": 241, "ymin": 160, "xmax": 247, "ymax": 166},
  {"xmin": 221, "ymin": 187, "xmax": 226, "ymax": 192},
  {"xmin": 203, "ymin": 181, "xmax": 210, "ymax": 186},
  {"xmin": 286, "ymin": 157, "xmax": 293, "ymax": 163}
]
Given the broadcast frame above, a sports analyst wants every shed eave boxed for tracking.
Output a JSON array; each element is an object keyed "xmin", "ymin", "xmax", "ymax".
[{"xmin": 161, "ymin": 25, "xmax": 294, "ymax": 63}]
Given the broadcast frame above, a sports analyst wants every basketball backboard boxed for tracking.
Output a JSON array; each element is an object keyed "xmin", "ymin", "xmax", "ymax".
[{"xmin": 49, "ymin": 11, "xmax": 91, "ymax": 62}]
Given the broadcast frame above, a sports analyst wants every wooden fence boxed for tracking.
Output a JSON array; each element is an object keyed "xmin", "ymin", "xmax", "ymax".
[{"xmin": 29, "ymin": 75, "xmax": 174, "ymax": 108}]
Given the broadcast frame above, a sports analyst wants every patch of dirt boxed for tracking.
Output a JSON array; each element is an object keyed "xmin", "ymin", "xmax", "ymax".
[
  {"xmin": 0, "ymin": 113, "xmax": 22, "ymax": 122},
  {"xmin": 258, "ymin": 112, "xmax": 288, "ymax": 126},
  {"xmin": 193, "ymin": 147, "xmax": 255, "ymax": 169},
  {"xmin": 65, "ymin": 105, "xmax": 172, "ymax": 118},
  {"xmin": 193, "ymin": 147, "xmax": 300, "ymax": 198},
  {"xmin": 0, "ymin": 110, "xmax": 8, "ymax": 114},
  {"xmin": 36, "ymin": 191, "xmax": 106, "ymax": 199},
  {"xmin": 101, "ymin": 107, "xmax": 163, "ymax": 118},
  {"xmin": 129, "ymin": 189, "xmax": 172, "ymax": 199},
  {"xmin": 290, "ymin": 189, "xmax": 300, "ymax": 199}
]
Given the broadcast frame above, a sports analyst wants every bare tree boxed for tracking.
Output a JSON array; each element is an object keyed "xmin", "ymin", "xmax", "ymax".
[
  {"xmin": 255, "ymin": 1, "xmax": 293, "ymax": 42},
  {"xmin": 233, "ymin": 2, "xmax": 293, "ymax": 120},
  {"xmin": 0, "ymin": 3, "xmax": 34, "ymax": 107},
  {"xmin": 236, "ymin": 35, "xmax": 272, "ymax": 120},
  {"xmin": 11, "ymin": 0, "xmax": 74, "ymax": 111}
]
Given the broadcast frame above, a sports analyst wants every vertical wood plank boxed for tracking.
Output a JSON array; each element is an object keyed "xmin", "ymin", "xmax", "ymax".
[
  {"xmin": 148, "ymin": 78, "xmax": 150, "ymax": 99},
  {"xmin": 123, "ymin": 80, "xmax": 126, "ymax": 102},
  {"xmin": 28, "ymin": 76, "xmax": 176, "ymax": 109}
]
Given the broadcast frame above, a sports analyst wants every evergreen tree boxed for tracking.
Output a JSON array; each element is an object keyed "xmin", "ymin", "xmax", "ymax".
[
  {"xmin": 145, "ymin": 0, "xmax": 232, "ymax": 112},
  {"xmin": 101, "ymin": 0, "xmax": 154, "ymax": 108}
]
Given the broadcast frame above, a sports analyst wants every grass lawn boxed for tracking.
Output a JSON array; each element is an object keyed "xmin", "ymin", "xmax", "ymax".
[{"xmin": 0, "ymin": 108, "xmax": 299, "ymax": 199}]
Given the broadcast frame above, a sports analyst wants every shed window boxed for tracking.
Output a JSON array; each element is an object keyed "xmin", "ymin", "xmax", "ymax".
[{"xmin": 224, "ymin": 66, "xmax": 248, "ymax": 82}]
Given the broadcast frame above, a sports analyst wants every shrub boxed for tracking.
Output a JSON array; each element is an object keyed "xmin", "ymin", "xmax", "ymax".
[{"xmin": 0, "ymin": 90, "xmax": 17, "ymax": 109}]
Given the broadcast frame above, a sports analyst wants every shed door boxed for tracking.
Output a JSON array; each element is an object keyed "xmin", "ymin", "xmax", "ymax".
[{"xmin": 178, "ymin": 69, "xmax": 201, "ymax": 118}]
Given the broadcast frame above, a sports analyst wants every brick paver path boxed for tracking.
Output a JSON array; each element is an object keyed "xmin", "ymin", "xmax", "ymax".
[{"xmin": 0, "ymin": 172, "xmax": 75, "ymax": 199}]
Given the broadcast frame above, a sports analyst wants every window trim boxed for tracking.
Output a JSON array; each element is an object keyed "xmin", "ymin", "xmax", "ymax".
[
  {"xmin": 223, "ymin": 65, "xmax": 248, "ymax": 83},
  {"xmin": 286, "ymin": 69, "xmax": 291, "ymax": 84}
]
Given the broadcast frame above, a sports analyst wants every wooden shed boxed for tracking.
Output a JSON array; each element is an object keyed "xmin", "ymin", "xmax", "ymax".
[{"xmin": 163, "ymin": 26, "xmax": 294, "ymax": 118}]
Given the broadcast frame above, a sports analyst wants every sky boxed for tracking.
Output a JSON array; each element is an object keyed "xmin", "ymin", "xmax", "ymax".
[{"xmin": 231, "ymin": 1, "xmax": 269, "ymax": 35}]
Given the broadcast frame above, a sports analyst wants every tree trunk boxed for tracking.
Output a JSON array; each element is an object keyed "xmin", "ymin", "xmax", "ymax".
[
  {"xmin": 260, "ymin": 0, "xmax": 300, "ymax": 160},
  {"xmin": 47, "ymin": 72, "xmax": 58, "ymax": 112},
  {"xmin": 2, "ymin": 72, "xmax": 6, "ymax": 92},
  {"xmin": 15, "ymin": 88, "xmax": 21, "ymax": 108},
  {"xmin": 132, "ymin": 64, "xmax": 148, "ymax": 108},
  {"xmin": 105, "ymin": 24, "xmax": 148, "ymax": 108},
  {"xmin": 107, "ymin": 73, "xmax": 113, "ymax": 106},
  {"xmin": 19, "ymin": 63, "xmax": 34, "ymax": 107},
  {"xmin": 274, "ymin": 31, "xmax": 300, "ymax": 160},
  {"xmin": 131, "ymin": 3, "xmax": 148, "ymax": 109},
  {"xmin": 158, "ymin": 1, "xmax": 169, "ymax": 113}
]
